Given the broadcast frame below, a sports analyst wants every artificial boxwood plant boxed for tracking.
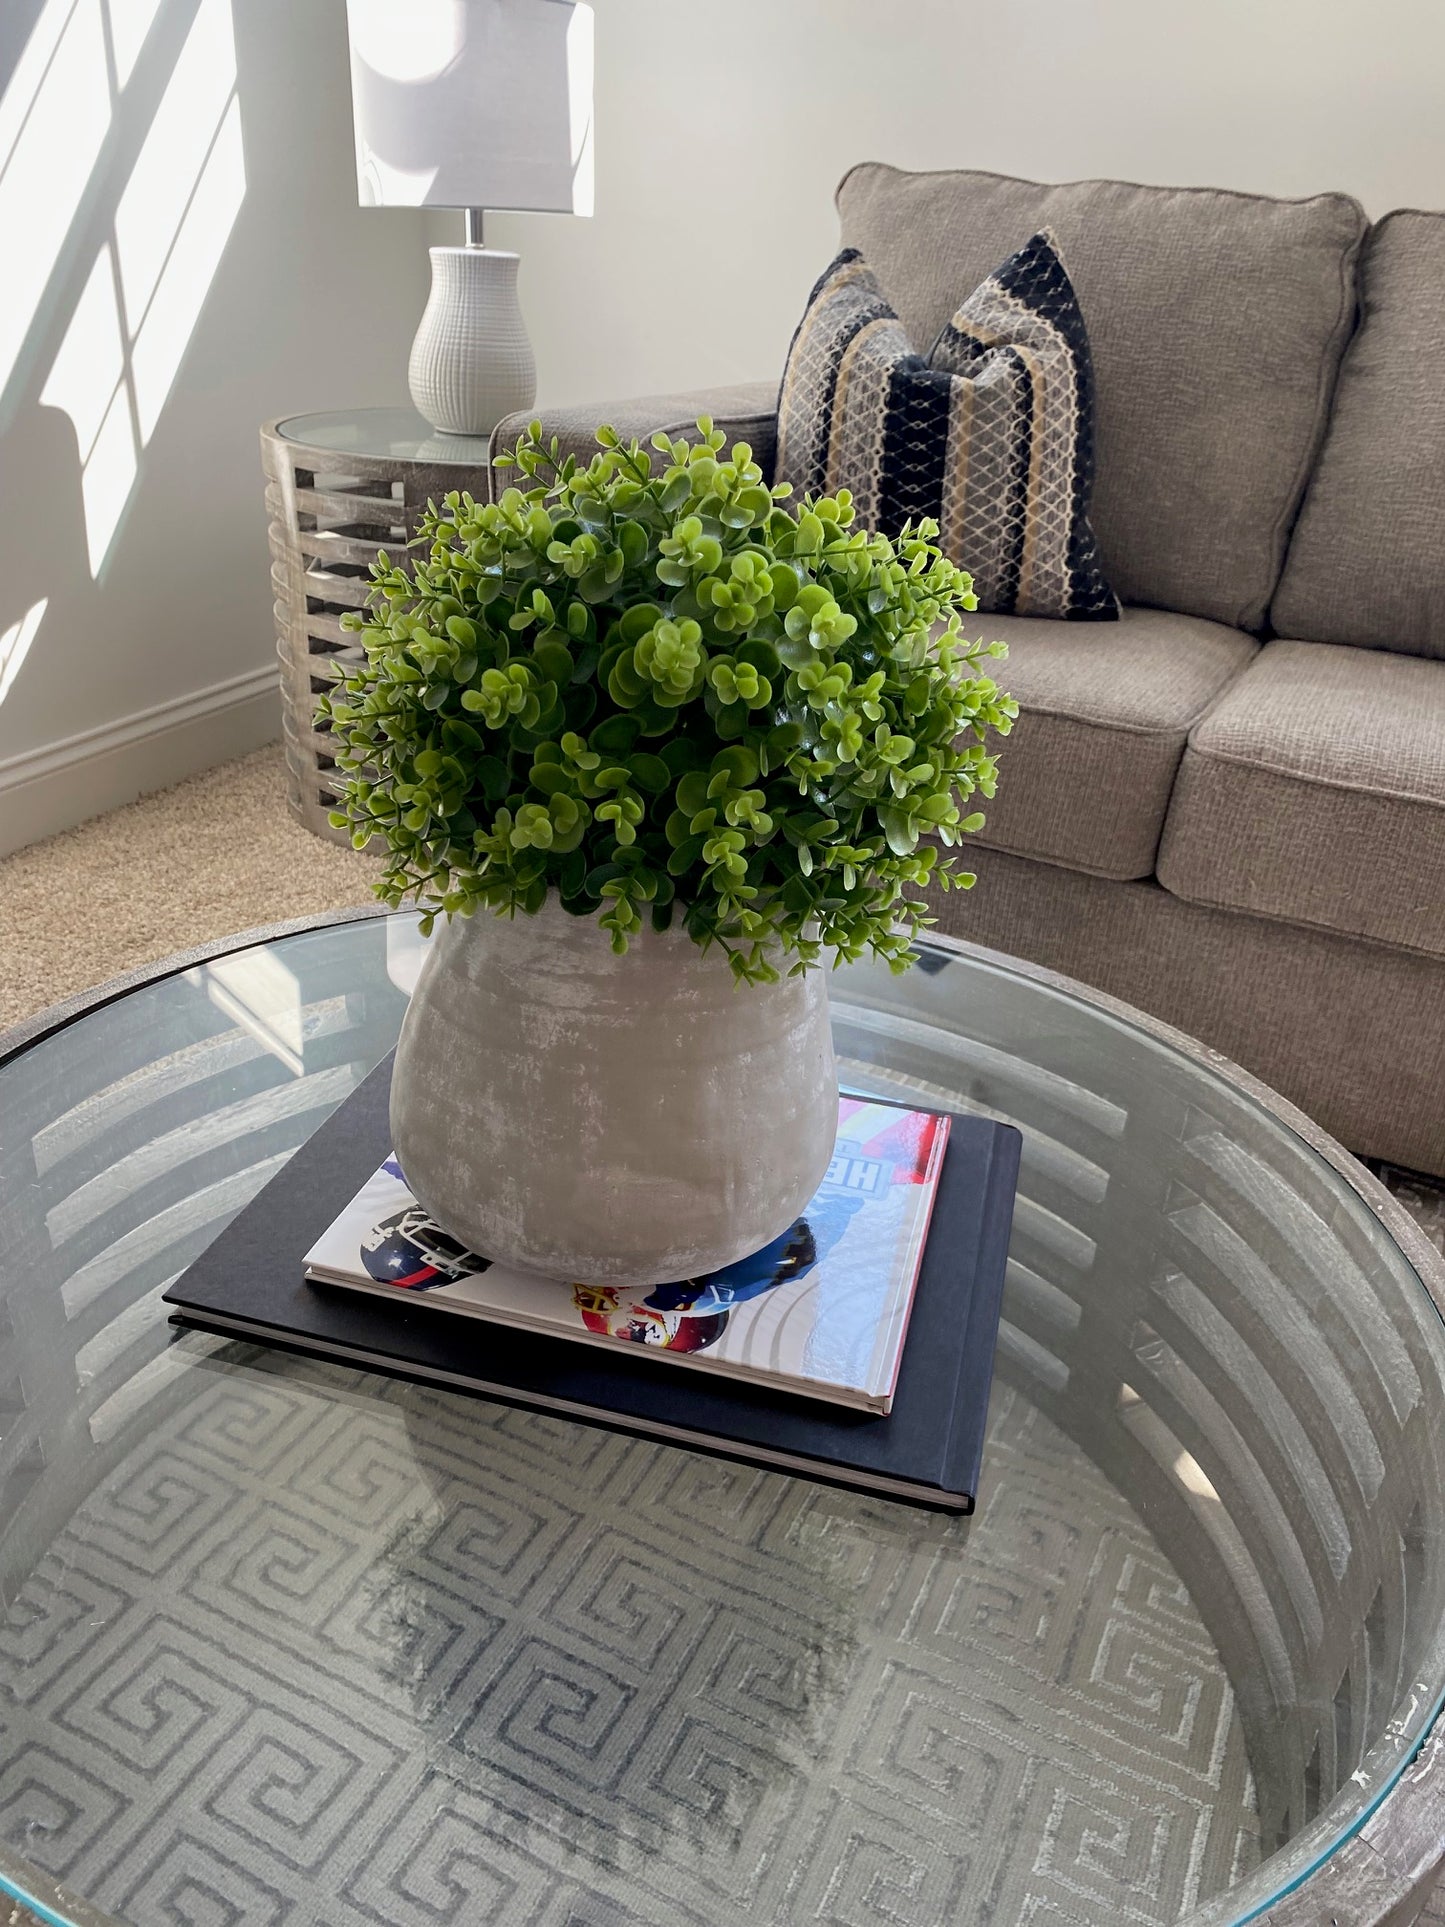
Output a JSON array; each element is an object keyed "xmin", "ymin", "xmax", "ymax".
[{"xmin": 320, "ymin": 419, "xmax": 1017, "ymax": 984}]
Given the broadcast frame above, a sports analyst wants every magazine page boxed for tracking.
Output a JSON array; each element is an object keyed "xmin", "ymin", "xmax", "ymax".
[{"xmin": 304, "ymin": 1098, "xmax": 949, "ymax": 1407}]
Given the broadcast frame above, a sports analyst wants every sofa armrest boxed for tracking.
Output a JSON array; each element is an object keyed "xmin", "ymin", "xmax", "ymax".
[{"xmin": 488, "ymin": 380, "xmax": 779, "ymax": 484}]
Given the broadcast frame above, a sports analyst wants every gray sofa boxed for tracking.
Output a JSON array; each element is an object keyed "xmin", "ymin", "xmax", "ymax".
[{"xmin": 493, "ymin": 165, "xmax": 1445, "ymax": 1177}]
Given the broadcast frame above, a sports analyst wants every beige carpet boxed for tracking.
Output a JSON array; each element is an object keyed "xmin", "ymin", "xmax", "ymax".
[{"xmin": 0, "ymin": 742, "xmax": 378, "ymax": 1033}]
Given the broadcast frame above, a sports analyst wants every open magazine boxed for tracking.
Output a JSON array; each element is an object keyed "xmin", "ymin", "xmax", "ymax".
[{"xmin": 303, "ymin": 1097, "xmax": 950, "ymax": 1413}]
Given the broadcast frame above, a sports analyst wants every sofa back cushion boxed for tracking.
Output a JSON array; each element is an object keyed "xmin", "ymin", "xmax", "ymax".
[
  {"xmin": 1270, "ymin": 212, "xmax": 1445, "ymax": 659},
  {"xmin": 836, "ymin": 164, "xmax": 1366, "ymax": 632}
]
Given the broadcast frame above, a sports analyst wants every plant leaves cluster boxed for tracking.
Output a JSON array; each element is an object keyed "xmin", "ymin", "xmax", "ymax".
[{"xmin": 320, "ymin": 418, "xmax": 1018, "ymax": 983}]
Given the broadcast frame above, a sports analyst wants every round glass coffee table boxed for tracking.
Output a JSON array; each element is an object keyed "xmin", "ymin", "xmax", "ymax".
[{"xmin": 2, "ymin": 912, "xmax": 1442, "ymax": 1927}]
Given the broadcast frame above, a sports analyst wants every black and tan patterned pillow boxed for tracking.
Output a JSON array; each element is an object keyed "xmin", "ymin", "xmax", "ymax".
[{"xmin": 774, "ymin": 228, "xmax": 1119, "ymax": 620}]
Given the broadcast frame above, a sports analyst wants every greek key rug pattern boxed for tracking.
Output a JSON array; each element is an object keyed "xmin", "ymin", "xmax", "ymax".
[{"xmin": 0, "ymin": 1343, "xmax": 1259, "ymax": 1925}]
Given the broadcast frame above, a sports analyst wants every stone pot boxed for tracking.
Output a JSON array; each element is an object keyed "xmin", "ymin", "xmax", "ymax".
[{"xmin": 389, "ymin": 895, "xmax": 838, "ymax": 1286}]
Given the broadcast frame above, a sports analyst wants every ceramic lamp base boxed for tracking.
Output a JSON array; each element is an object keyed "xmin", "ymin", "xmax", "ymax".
[{"xmin": 407, "ymin": 245, "xmax": 537, "ymax": 438}]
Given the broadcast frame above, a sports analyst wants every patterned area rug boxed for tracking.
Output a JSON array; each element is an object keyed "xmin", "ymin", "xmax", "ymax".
[{"xmin": 0, "ymin": 1342, "xmax": 1258, "ymax": 1926}]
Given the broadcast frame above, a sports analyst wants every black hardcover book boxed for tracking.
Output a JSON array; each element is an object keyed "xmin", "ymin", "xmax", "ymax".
[{"xmin": 163, "ymin": 1056, "xmax": 1021, "ymax": 1512}]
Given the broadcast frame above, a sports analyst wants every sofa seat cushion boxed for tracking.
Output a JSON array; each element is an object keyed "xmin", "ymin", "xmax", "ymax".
[
  {"xmin": 837, "ymin": 164, "xmax": 1366, "ymax": 632},
  {"xmin": 1270, "ymin": 211, "xmax": 1445, "ymax": 660},
  {"xmin": 969, "ymin": 606, "xmax": 1257, "ymax": 880},
  {"xmin": 1157, "ymin": 640, "xmax": 1445, "ymax": 957}
]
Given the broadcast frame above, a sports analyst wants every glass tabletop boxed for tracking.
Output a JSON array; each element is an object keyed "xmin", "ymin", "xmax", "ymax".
[
  {"xmin": 275, "ymin": 406, "xmax": 494, "ymax": 468},
  {"xmin": 2, "ymin": 913, "xmax": 1443, "ymax": 1927}
]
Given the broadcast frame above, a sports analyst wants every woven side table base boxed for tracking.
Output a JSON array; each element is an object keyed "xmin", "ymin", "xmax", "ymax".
[{"xmin": 261, "ymin": 414, "xmax": 494, "ymax": 844}]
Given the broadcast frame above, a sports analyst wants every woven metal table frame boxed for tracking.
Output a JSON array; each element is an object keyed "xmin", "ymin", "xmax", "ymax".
[
  {"xmin": 827, "ymin": 948, "xmax": 1445, "ymax": 1927},
  {"xmin": 1, "ymin": 915, "xmax": 1442, "ymax": 1927},
  {"xmin": 261, "ymin": 421, "xmax": 494, "ymax": 845}
]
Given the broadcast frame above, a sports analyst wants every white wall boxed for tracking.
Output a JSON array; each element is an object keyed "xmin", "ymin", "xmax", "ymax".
[
  {"xmin": 0, "ymin": 0, "xmax": 430, "ymax": 850},
  {"xmin": 490, "ymin": 0, "xmax": 1445, "ymax": 410}
]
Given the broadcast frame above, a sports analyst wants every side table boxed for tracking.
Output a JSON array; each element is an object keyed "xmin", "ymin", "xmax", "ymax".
[{"xmin": 261, "ymin": 407, "xmax": 494, "ymax": 843}]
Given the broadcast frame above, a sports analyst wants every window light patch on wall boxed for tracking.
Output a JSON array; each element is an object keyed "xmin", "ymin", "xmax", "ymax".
[
  {"xmin": 36, "ymin": 0, "xmax": 247, "ymax": 577},
  {"xmin": 0, "ymin": 0, "xmax": 113, "ymax": 400},
  {"xmin": 0, "ymin": 600, "xmax": 49, "ymax": 707},
  {"xmin": 40, "ymin": 245, "xmax": 133, "ymax": 575},
  {"xmin": 107, "ymin": 0, "xmax": 168, "ymax": 88},
  {"xmin": 131, "ymin": 92, "xmax": 245, "ymax": 442},
  {"xmin": 114, "ymin": 0, "xmax": 236, "ymax": 324}
]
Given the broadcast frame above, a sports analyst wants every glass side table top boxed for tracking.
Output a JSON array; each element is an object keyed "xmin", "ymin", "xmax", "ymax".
[
  {"xmin": 1, "ymin": 912, "xmax": 1443, "ymax": 1927},
  {"xmin": 274, "ymin": 406, "xmax": 493, "ymax": 468}
]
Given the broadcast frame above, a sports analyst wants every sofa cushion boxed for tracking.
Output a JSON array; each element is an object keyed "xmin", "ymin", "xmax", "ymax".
[
  {"xmin": 1157, "ymin": 640, "xmax": 1445, "ymax": 957},
  {"xmin": 836, "ymin": 163, "xmax": 1366, "ymax": 632},
  {"xmin": 775, "ymin": 232, "xmax": 1117, "ymax": 619},
  {"xmin": 1270, "ymin": 212, "xmax": 1445, "ymax": 660},
  {"xmin": 969, "ymin": 606, "xmax": 1257, "ymax": 880}
]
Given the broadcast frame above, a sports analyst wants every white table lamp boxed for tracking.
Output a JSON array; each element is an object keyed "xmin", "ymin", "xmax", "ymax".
[{"xmin": 345, "ymin": 0, "xmax": 594, "ymax": 436}]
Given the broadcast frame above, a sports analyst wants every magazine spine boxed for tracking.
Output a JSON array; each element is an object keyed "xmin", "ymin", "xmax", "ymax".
[{"xmin": 872, "ymin": 1113, "xmax": 951, "ymax": 1404}]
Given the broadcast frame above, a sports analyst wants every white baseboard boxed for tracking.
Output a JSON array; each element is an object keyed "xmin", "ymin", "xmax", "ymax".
[{"xmin": 0, "ymin": 665, "xmax": 282, "ymax": 858}]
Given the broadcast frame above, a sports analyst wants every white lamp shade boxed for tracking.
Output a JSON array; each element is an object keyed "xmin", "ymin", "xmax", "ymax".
[{"xmin": 345, "ymin": 0, "xmax": 594, "ymax": 215}]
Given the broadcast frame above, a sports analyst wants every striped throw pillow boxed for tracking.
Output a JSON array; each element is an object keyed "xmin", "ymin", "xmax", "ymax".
[{"xmin": 775, "ymin": 228, "xmax": 1119, "ymax": 620}]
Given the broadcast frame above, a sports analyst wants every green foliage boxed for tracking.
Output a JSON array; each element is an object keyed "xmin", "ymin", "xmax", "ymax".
[{"xmin": 319, "ymin": 418, "xmax": 1017, "ymax": 984}]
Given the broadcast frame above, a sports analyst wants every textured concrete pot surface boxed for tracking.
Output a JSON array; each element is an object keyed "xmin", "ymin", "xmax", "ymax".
[{"xmin": 389, "ymin": 896, "xmax": 838, "ymax": 1285}]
